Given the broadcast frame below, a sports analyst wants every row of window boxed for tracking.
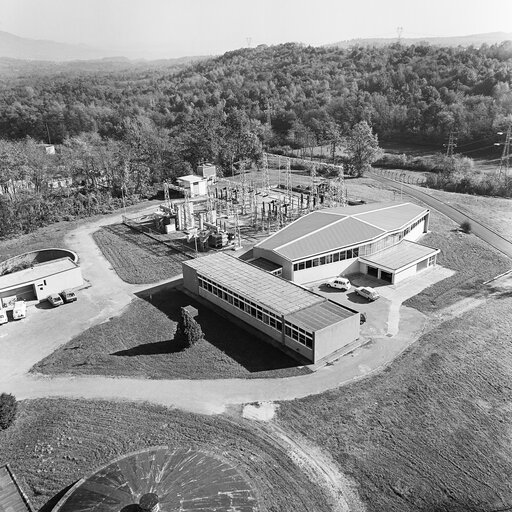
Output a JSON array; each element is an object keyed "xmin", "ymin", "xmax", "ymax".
[
  {"xmin": 198, "ymin": 275, "xmax": 283, "ymax": 331},
  {"xmin": 197, "ymin": 274, "xmax": 314, "ymax": 350},
  {"xmin": 293, "ymin": 215, "xmax": 428, "ymax": 272},
  {"xmin": 293, "ymin": 247, "xmax": 360, "ymax": 271},
  {"xmin": 284, "ymin": 321, "xmax": 313, "ymax": 349}
]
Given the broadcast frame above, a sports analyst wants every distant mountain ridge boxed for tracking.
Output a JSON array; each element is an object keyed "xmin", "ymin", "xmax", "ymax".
[
  {"xmin": 0, "ymin": 30, "xmax": 110, "ymax": 61},
  {"xmin": 327, "ymin": 31, "xmax": 512, "ymax": 49}
]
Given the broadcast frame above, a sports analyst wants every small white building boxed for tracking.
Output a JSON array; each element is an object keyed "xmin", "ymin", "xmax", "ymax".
[
  {"xmin": 0, "ymin": 257, "xmax": 83, "ymax": 305},
  {"xmin": 177, "ymin": 175, "xmax": 208, "ymax": 197}
]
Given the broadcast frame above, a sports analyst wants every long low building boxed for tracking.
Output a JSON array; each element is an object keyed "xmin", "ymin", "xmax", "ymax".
[
  {"xmin": 253, "ymin": 201, "xmax": 439, "ymax": 284},
  {"xmin": 0, "ymin": 257, "xmax": 83, "ymax": 304},
  {"xmin": 182, "ymin": 252, "xmax": 361, "ymax": 363}
]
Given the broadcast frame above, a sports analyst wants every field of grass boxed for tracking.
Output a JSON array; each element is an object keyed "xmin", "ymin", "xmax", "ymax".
[
  {"xmin": 0, "ymin": 399, "xmax": 331, "ymax": 512},
  {"xmin": 279, "ymin": 288, "xmax": 512, "ymax": 512},
  {"xmin": 0, "ymin": 200, "xmax": 160, "ymax": 262},
  {"xmin": 404, "ymin": 210, "xmax": 511, "ymax": 313},
  {"xmin": 414, "ymin": 186, "xmax": 512, "ymax": 241},
  {"xmin": 93, "ymin": 223, "xmax": 190, "ymax": 284},
  {"xmin": 33, "ymin": 288, "xmax": 309, "ymax": 380}
]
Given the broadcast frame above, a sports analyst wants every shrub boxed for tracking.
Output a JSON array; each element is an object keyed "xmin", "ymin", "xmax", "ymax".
[
  {"xmin": 174, "ymin": 306, "xmax": 204, "ymax": 348},
  {"xmin": 0, "ymin": 393, "xmax": 17, "ymax": 430},
  {"xmin": 460, "ymin": 220, "xmax": 472, "ymax": 234}
]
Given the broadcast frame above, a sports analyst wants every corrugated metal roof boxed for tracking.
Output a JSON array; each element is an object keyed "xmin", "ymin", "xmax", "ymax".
[
  {"xmin": 0, "ymin": 258, "xmax": 77, "ymax": 290},
  {"xmin": 257, "ymin": 211, "xmax": 343, "ymax": 251},
  {"xmin": 183, "ymin": 252, "xmax": 323, "ymax": 315},
  {"xmin": 278, "ymin": 217, "xmax": 384, "ymax": 261},
  {"xmin": 0, "ymin": 465, "xmax": 31, "ymax": 512},
  {"xmin": 285, "ymin": 300, "xmax": 357, "ymax": 332},
  {"xmin": 360, "ymin": 240, "xmax": 439, "ymax": 271},
  {"xmin": 355, "ymin": 203, "xmax": 426, "ymax": 231},
  {"xmin": 325, "ymin": 201, "xmax": 399, "ymax": 215},
  {"xmin": 254, "ymin": 202, "xmax": 429, "ymax": 262}
]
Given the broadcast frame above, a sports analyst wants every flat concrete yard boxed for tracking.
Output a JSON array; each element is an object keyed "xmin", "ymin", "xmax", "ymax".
[{"xmin": 307, "ymin": 265, "xmax": 455, "ymax": 340}]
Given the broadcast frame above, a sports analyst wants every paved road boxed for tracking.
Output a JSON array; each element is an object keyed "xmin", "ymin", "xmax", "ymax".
[{"xmin": 370, "ymin": 172, "xmax": 512, "ymax": 260}]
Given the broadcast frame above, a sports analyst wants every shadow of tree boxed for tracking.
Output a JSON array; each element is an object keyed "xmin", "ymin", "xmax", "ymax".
[
  {"xmin": 135, "ymin": 288, "xmax": 303, "ymax": 373},
  {"xmin": 112, "ymin": 339, "xmax": 184, "ymax": 357}
]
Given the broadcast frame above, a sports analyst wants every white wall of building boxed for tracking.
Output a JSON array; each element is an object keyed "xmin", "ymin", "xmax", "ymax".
[
  {"xmin": 404, "ymin": 220, "xmax": 427, "ymax": 241},
  {"xmin": 0, "ymin": 266, "xmax": 84, "ymax": 302},
  {"xmin": 33, "ymin": 267, "xmax": 84, "ymax": 300}
]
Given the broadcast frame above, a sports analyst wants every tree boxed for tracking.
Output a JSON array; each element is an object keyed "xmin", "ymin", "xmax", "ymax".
[
  {"xmin": 174, "ymin": 306, "xmax": 203, "ymax": 348},
  {"xmin": 346, "ymin": 121, "xmax": 382, "ymax": 177},
  {"xmin": 0, "ymin": 393, "xmax": 17, "ymax": 430}
]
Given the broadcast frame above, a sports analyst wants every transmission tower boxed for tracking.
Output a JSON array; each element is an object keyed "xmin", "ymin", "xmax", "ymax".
[
  {"xmin": 397, "ymin": 26, "xmax": 403, "ymax": 43},
  {"xmin": 262, "ymin": 152, "xmax": 271, "ymax": 196},
  {"xmin": 239, "ymin": 160, "xmax": 247, "ymax": 215},
  {"xmin": 336, "ymin": 164, "xmax": 347, "ymax": 207},
  {"xmin": 284, "ymin": 158, "xmax": 293, "ymax": 209},
  {"xmin": 497, "ymin": 122, "xmax": 511, "ymax": 178},
  {"xmin": 309, "ymin": 164, "xmax": 318, "ymax": 212},
  {"xmin": 444, "ymin": 129, "xmax": 458, "ymax": 157}
]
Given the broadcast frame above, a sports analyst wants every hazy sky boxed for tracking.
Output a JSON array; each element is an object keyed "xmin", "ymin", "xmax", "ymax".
[{"xmin": 2, "ymin": 0, "xmax": 512, "ymax": 59}]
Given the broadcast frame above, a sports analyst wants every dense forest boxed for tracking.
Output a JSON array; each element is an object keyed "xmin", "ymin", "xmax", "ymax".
[{"xmin": 0, "ymin": 42, "xmax": 511, "ymax": 237}]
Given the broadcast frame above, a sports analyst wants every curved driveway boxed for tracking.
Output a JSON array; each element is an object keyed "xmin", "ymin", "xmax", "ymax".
[
  {"xmin": 370, "ymin": 172, "xmax": 512, "ymax": 259},
  {"xmin": 2, "ymin": 208, "xmax": 443, "ymax": 415}
]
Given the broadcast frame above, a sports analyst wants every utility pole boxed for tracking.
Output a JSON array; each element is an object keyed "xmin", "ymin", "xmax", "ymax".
[{"xmin": 496, "ymin": 122, "xmax": 511, "ymax": 179}]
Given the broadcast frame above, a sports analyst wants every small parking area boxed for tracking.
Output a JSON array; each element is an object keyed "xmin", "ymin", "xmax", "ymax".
[
  {"xmin": 308, "ymin": 275, "xmax": 391, "ymax": 338},
  {"xmin": 307, "ymin": 266, "xmax": 455, "ymax": 338}
]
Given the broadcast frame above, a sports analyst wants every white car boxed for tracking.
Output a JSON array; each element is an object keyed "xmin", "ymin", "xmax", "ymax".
[
  {"xmin": 354, "ymin": 286, "xmax": 380, "ymax": 301},
  {"xmin": 326, "ymin": 277, "xmax": 351, "ymax": 291},
  {"xmin": 12, "ymin": 301, "xmax": 27, "ymax": 320},
  {"xmin": 0, "ymin": 307, "xmax": 7, "ymax": 325}
]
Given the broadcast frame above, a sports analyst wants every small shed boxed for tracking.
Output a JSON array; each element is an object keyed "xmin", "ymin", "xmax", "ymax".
[{"xmin": 177, "ymin": 175, "xmax": 208, "ymax": 197}]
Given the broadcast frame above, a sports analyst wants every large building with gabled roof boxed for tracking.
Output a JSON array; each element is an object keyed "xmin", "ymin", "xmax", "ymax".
[{"xmin": 253, "ymin": 201, "xmax": 439, "ymax": 285}]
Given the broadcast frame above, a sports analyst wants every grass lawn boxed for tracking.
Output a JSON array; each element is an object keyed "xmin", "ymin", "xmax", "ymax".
[
  {"xmin": 413, "ymin": 186, "xmax": 512, "ymax": 241},
  {"xmin": 93, "ymin": 223, "xmax": 190, "ymax": 284},
  {"xmin": 404, "ymin": 210, "xmax": 511, "ymax": 313},
  {"xmin": 0, "ymin": 200, "xmax": 160, "ymax": 262},
  {"xmin": 32, "ymin": 288, "xmax": 309, "ymax": 379},
  {"xmin": 279, "ymin": 289, "xmax": 512, "ymax": 512},
  {"xmin": 0, "ymin": 399, "xmax": 330, "ymax": 512}
]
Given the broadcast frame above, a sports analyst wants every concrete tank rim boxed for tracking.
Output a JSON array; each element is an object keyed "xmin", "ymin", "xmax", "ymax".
[
  {"xmin": 0, "ymin": 248, "xmax": 79, "ymax": 270},
  {"xmin": 51, "ymin": 445, "xmax": 260, "ymax": 512}
]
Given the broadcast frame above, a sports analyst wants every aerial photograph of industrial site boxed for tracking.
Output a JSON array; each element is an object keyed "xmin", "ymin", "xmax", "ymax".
[{"xmin": 0, "ymin": 0, "xmax": 511, "ymax": 510}]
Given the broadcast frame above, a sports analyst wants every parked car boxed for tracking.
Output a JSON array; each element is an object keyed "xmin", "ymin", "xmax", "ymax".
[
  {"xmin": 47, "ymin": 293, "xmax": 64, "ymax": 307},
  {"xmin": 0, "ymin": 307, "xmax": 8, "ymax": 325},
  {"xmin": 326, "ymin": 277, "xmax": 351, "ymax": 291},
  {"xmin": 12, "ymin": 300, "xmax": 27, "ymax": 320},
  {"xmin": 60, "ymin": 289, "xmax": 77, "ymax": 303},
  {"xmin": 354, "ymin": 286, "xmax": 380, "ymax": 301}
]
